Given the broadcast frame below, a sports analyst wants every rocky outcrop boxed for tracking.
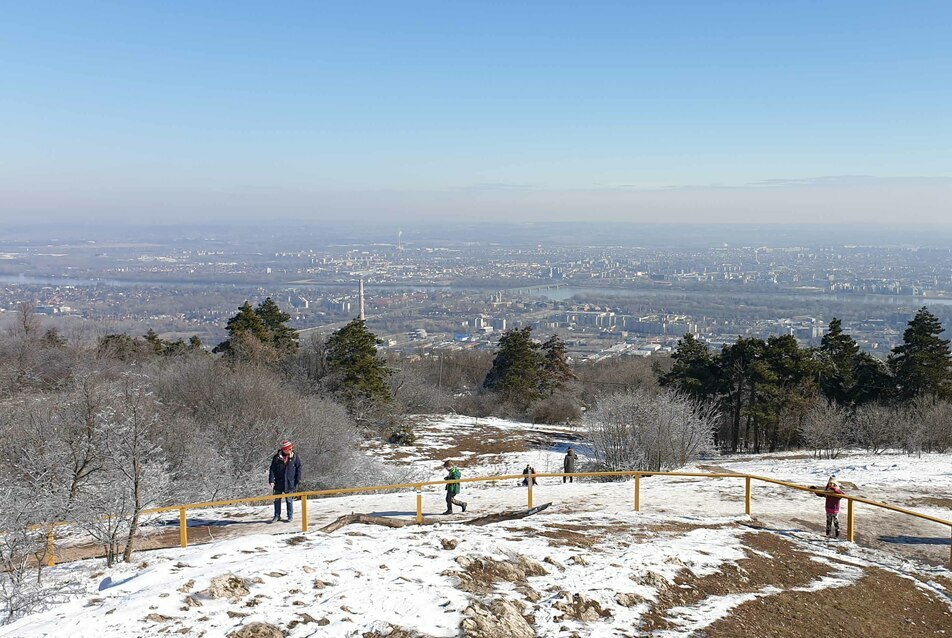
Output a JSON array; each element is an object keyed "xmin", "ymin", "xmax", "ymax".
[
  {"xmin": 461, "ymin": 600, "xmax": 534, "ymax": 638},
  {"xmin": 198, "ymin": 573, "xmax": 251, "ymax": 602},
  {"xmin": 227, "ymin": 622, "xmax": 284, "ymax": 638}
]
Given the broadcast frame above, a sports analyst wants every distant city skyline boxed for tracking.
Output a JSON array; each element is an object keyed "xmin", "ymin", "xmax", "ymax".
[{"xmin": 2, "ymin": 2, "xmax": 951, "ymax": 224}]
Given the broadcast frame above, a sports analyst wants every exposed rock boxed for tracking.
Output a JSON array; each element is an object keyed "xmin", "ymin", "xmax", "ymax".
[
  {"xmin": 568, "ymin": 555, "xmax": 589, "ymax": 566},
  {"xmin": 634, "ymin": 571, "xmax": 670, "ymax": 592},
  {"xmin": 227, "ymin": 611, "xmax": 249, "ymax": 619},
  {"xmin": 287, "ymin": 613, "xmax": 320, "ymax": 630},
  {"xmin": 441, "ymin": 538, "xmax": 459, "ymax": 550},
  {"xmin": 313, "ymin": 579, "xmax": 331, "ymax": 589},
  {"xmin": 198, "ymin": 574, "xmax": 251, "ymax": 602},
  {"xmin": 227, "ymin": 622, "xmax": 285, "ymax": 638},
  {"xmin": 614, "ymin": 592, "xmax": 643, "ymax": 608},
  {"xmin": 517, "ymin": 556, "xmax": 548, "ymax": 577},
  {"xmin": 516, "ymin": 584, "xmax": 541, "ymax": 603},
  {"xmin": 543, "ymin": 556, "xmax": 565, "ymax": 571},
  {"xmin": 361, "ymin": 625, "xmax": 432, "ymax": 637},
  {"xmin": 244, "ymin": 594, "xmax": 271, "ymax": 608},
  {"xmin": 143, "ymin": 613, "xmax": 174, "ymax": 623},
  {"xmin": 453, "ymin": 554, "xmax": 549, "ymax": 594},
  {"xmin": 461, "ymin": 600, "xmax": 534, "ymax": 638},
  {"xmin": 553, "ymin": 593, "xmax": 612, "ymax": 622},
  {"xmin": 302, "ymin": 565, "xmax": 316, "ymax": 573},
  {"xmin": 184, "ymin": 595, "xmax": 202, "ymax": 608}
]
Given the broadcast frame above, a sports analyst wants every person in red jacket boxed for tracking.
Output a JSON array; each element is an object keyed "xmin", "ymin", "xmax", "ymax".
[{"xmin": 812, "ymin": 476, "xmax": 845, "ymax": 537}]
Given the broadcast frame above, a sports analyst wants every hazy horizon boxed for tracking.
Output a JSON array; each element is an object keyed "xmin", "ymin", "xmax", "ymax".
[{"xmin": 3, "ymin": 3, "xmax": 951, "ymax": 225}]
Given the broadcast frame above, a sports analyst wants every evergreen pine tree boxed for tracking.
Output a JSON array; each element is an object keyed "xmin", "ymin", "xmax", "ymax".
[
  {"xmin": 214, "ymin": 301, "xmax": 274, "ymax": 356},
  {"xmin": 41, "ymin": 327, "xmax": 67, "ymax": 348},
  {"xmin": 483, "ymin": 327, "xmax": 544, "ymax": 407},
  {"xmin": 541, "ymin": 334, "xmax": 576, "ymax": 393},
  {"xmin": 816, "ymin": 318, "xmax": 861, "ymax": 405},
  {"xmin": 144, "ymin": 329, "xmax": 164, "ymax": 355},
  {"xmin": 254, "ymin": 297, "xmax": 299, "ymax": 354},
  {"xmin": 325, "ymin": 318, "xmax": 393, "ymax": 410},
  {"xmin": 659, "ymin": 333, "xmax": 717, "ymax": 402},
  {"xmin": 853, "ymin": 352, "xmax": 892, "ymax": 405},
  {"xmin": 888, "ymin": 307, "xmax": 952, "ymax": 402}
]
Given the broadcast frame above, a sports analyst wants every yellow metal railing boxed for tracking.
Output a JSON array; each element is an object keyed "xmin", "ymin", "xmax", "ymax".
[{"xmin": 42, "ymin": 470, "xmax": 952, "ymax": 567}]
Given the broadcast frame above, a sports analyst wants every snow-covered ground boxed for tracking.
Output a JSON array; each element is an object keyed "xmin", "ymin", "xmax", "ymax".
[{"xmin": 6, "ymin": 416, "xmax": 952, "ymax": 637}]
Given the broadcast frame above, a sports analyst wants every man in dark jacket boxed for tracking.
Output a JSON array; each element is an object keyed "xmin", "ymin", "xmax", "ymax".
[
  {"xmin": 563, "ymin": 447, "xmax": 578, "ymax": 483},
  {"xmin": 268, "ymin": 440, "xmax": 302, "ymax": 523}
]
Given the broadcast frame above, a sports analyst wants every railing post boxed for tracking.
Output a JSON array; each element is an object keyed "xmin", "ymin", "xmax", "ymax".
[
  {"xmin": 634, "ymin": 473, "xmax": 640, "ymax": 512},
  {"xmin": 179, "ymin": 507, "xmax": 188, "ymax": 548},
  {"xmin": 847, "ymin": 499, "xmax": 855, "ymax": 542},
  {"xmin": 46, "ymin": 527, "xmax": 56, "ymax": 567},
  {"xmin": 301, "ymin": 495, "xmax": 308, "ymax": 532},
  {"xmin": 527, "ymin": 475, "xmax": 533, "ymax": 509},
  {"xmin": 745, "ymin": 477, "xmax": 752, "ymax": 516},
  {"xmin": 416, "ymin": 485, "xmax": 423, "ymax": 524}
]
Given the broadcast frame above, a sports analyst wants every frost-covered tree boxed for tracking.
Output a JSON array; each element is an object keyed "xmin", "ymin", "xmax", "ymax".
[
  {"xmin": 849, "ymin": 403, "xmax": 898, "ymax": 454},
  {"xmin": 800, "ymin": 401, "xmax": 850, "ymax": 459},
  {"xmin": 0, "ymin": 485, "xmax": 75, "ymax": 626},
  {"xmin": 587, "ymin": 388, "xmax": 714, "ymax": 472}
]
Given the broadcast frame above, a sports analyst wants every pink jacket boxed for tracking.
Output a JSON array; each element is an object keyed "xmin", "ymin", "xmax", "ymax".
[{"xmin": 817, "ymin": 485, "xmax": 845, "ymax": 514}]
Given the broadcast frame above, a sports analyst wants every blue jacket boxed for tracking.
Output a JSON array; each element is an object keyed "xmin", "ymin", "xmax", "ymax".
[{"xmin": 269, "ymin": 451, "xmax": 302, "ymax": 492}]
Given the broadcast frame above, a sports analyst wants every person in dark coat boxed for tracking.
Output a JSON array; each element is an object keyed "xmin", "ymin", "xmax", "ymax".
[
  {"xmin": 563, "ymin": 447, "xmax": 578, "ymax": 483},
  {"xmin": 521, "ymin": 464, "xmax": 538, "ymax": 486},
  {"xmin": 268, "ymin": 440, "xmax": 302, "ymax": 523}
]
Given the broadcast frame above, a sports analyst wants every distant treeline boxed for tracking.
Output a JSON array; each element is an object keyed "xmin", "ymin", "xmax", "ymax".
[{"xmin": 659, "ymin": 308, "xmax": 952, "ymax": 453}]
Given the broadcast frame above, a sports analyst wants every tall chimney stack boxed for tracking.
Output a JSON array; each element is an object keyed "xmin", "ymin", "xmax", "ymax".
[{"xmin": 359, "ymin": 278, "xmax": 365, "ymax": 320}]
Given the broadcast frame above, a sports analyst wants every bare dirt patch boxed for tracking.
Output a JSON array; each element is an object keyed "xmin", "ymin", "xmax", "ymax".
[
  {"xmin": 640, "ymin": 521, "xmax": 728, "ymax": 535},
  {"xmin": 437, "ymin": 432, "xmax": 528, "ymax": 463},
  {"xmin": 640, "ymin": 532, "xmax": 832, "ymax": 633},
  {"xmin": 531, "ymin": 523, "xmax": 614, "ymax": 548},
  {"xmin": 704, "ymin": 566, "xmax": 952, "ymax": 638}
]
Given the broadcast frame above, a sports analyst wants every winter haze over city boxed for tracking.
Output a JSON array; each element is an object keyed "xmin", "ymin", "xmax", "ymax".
[{"xmin": 2, "ymin": 3, "xmax": 952, "ymax": 638}]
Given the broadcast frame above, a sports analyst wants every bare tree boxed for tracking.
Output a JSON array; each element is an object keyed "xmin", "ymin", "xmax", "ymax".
[
  {"xmin": 911, "ymin": 397, "xmax": 952, "ymax": 453},
  {"xmin": 587, "ymin": 388, "xmax": 714, "ymax": 472},
  {"xmin": 850, "ymin": 403, "xmax": 898, "ymax": 454},
  {"xmin": 389, "ymin": 364, "xmax": 453, "ymax": 414},
  {"xmin": 800, "ymin": 401, "xmax": 850, "ymax": 459},
  {"xmin": 0, "ymin": 485, "xmax": 75, "ymax": 625}
]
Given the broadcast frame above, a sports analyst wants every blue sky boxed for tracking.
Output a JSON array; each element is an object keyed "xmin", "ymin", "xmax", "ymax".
[{"xmin": 2, "ymin": 1, "xmax": 951, "ymax": 223}]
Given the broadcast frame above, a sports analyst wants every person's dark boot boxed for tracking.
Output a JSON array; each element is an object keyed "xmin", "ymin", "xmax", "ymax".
[
  {"xmin": 462, "ymin": 502, "xmax": 467, "ymax": 513},
  {"xmin": 443, "ymin": 509, "xmax": 452, "ymax": 515},
  {"xmin": 270, "ymin": 516, "xmax": 279, "ymax": 524}
]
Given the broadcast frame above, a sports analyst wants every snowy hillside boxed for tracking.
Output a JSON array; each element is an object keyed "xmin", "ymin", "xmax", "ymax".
[{"xmin": 5, "ymin": 416, "xmax": 952, "ymax": 637}]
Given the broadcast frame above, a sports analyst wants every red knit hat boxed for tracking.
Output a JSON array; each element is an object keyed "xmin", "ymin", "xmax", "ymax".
[{"xmin": 281, "ymin": 440, "xmax": 293, "ymax": 452}]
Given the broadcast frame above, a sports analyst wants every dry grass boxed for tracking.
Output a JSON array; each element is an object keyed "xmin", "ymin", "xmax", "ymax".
[
  {"xmin": 704, "ymin": 566, "xmax": 952, "ymax": 637},
  {"xmin": 640, "ymin": 532, "xmax": 831, "ymax": 633}
]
